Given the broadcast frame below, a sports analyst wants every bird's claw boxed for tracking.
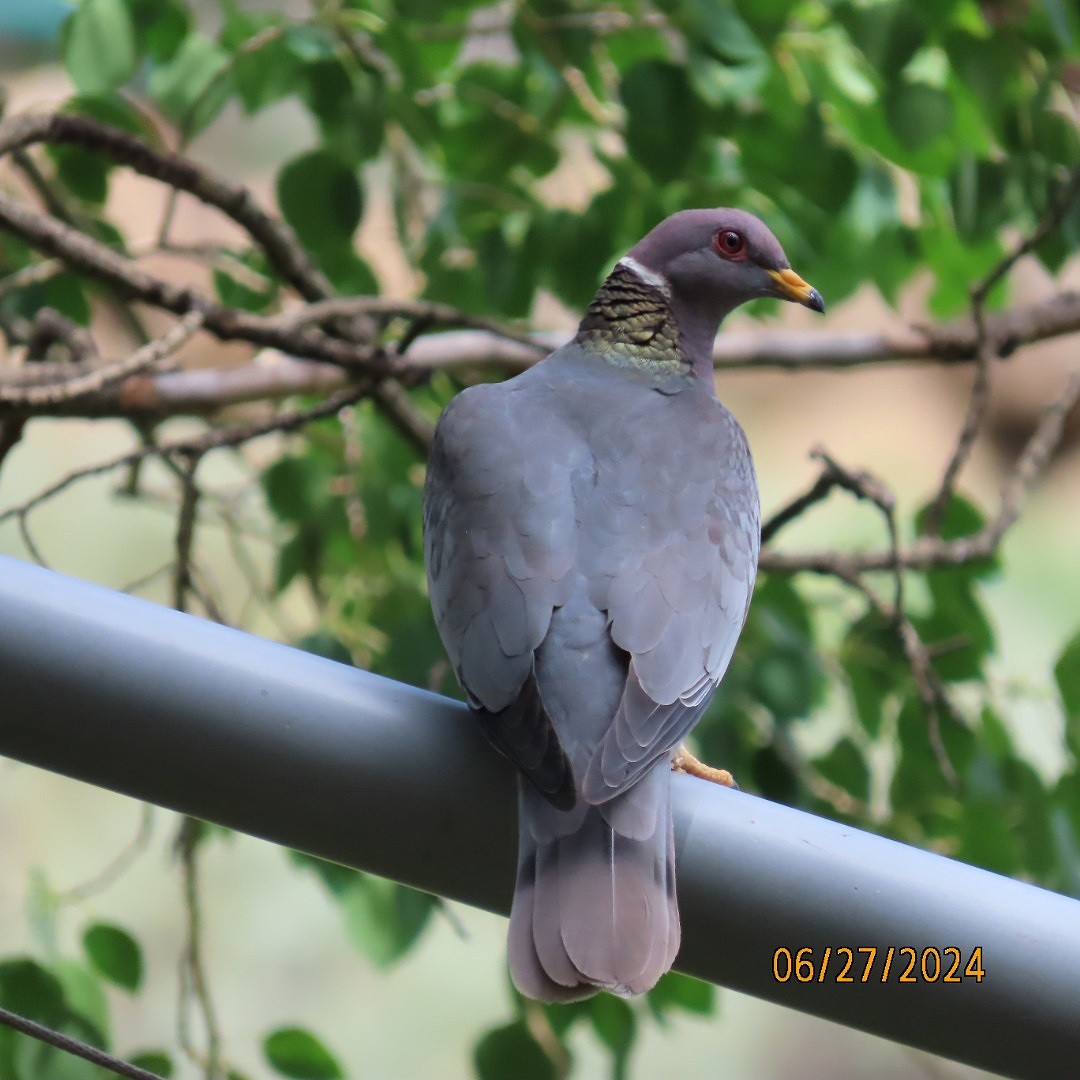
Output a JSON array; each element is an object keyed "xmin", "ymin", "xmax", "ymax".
[{"xmin": 671, "ymin": 745, "xmax": 739, "ymax": 790}]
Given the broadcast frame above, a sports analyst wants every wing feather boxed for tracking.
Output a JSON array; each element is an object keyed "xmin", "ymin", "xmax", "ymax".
[
  {"xmin": 424, "ymin": 380, "xmax": 582, "ymax": 805},
  {"xmin": 578, "ymin": 391, "xmax": 760, "ymax": 804}
]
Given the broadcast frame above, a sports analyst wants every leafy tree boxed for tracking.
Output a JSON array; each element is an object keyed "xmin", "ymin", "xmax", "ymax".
[{"xmin": 0, "ymin": 0, "xmax": 1077, "ymax": 1077}]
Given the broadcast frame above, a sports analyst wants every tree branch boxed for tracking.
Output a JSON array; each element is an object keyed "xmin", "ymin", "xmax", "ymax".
[
  {"xmin": 0, "ymin": 112, "xmax": 332, "ymax": 302},
  {"xmin": 1, "ymin": 287, "xmax": 1078, "ymax": 422},
  {"xmin": 0, "ymin": 191, "xmax": 380, "ymax": 370},
  {"xmin": 0, "ymin": 1006, "xmax": 164, "ymax": 1080},
  {"xmin": 761, "ymin": 373, "xmax": 1080, "ymax": 576},
  {"xmin": 923, "ymin": 168, "xmax": 1080, "ymax": 535},
  {"xmin": 0, "ymin": 381, "xmax": 375, "ymax": 531},
  {"xmin": 0, "ymin": 311, "xmax": 203, "ymax": 409}
]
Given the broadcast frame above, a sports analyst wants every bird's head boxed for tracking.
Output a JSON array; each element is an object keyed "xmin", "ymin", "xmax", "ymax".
[{"xmin": 626, "ymin": 208, "xmax": 825, "ymax": 317}]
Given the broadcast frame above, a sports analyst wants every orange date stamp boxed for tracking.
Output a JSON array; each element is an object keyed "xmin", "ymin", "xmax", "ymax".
[{"xmin": 772, "ymin": 946, "xmax": 985, "ymax": 984}]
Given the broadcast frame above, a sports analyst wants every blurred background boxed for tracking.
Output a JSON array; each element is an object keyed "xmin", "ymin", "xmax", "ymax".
[{"xmin": 0, "ymin": 1, "xmax": 1077, "ymax": 1078}]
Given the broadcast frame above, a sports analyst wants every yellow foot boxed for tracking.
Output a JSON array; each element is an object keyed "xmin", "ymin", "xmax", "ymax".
[{"xmin": 672, "ymin": 745, "xmax": 739, "ymax": 790}]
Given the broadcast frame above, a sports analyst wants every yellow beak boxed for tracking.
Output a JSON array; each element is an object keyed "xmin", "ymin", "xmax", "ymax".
[{"xmin": 766, "ymin": 267, "xmax": 825, "ymax": 313}]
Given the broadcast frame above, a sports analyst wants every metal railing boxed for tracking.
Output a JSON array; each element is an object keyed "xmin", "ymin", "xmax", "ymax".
[{"xmin": 0, "ymin": 554, "xmax": 1076, "ymax": 1078}]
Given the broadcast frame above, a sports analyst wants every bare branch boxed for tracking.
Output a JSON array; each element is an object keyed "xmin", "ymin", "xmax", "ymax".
[
  {"xmin": 0, "ymin": 418, "xmax": 26, "ymax": 474},
  {"xmin": 972, "ymin": 168, "xmax": 1080, "ymax": 308},
  {"xmin": 173, "ymin": 452, "xmax": 202, "ymax": 614},
  {"xmin": 0, "ymin": 191, "xmax": 381, "ymax": 370},
  {"xmin": 3, "ymin": 286, "xmax": 1078, "ymax": 422},
  {"xmin": 286, "ymin": 295, "xmax": 545, "ymax": 350},
  {"xmin": 923, "ymin": 169, "xmax": 1080, "ymax": 535},
  {"xmin": 0, "ymin": 311, "xmax": 203, "ymax": 408},
  {"xmin": 761, "ymin": 448, "xmax": 896, "ymax": 546},
  {"xmin": 25, "ymin": 309, "xmax": 99, "ymax": 364},
  {"xmin": 924, "ymin": 332, "xmax": 994, "ymax": 536},
  {"xmin": 176, "ymin": 818, "xmax": 224, "ymax": 1080},
  {"xmin": 0, "ymin": 1006, "xmax": 165, "ymax": 1080},
  {"xmin": 371, "ymin": 379, "xmax": 436, "ymax": 449},
  {"xmin": 59, "ymin": 804, "xmax": 155, "ymax": 905},
  {"xmin": 0, "ymin": 112, "xmax": 332, "ymax": 302},
  {"xmin": 832, "ymin": 566, "xmax": 959, "ymax": 789},
  {"xmin": 762, "ymin": 374, "xmax": 1080, "ymax": 576},
  {"xmin": 0, "ymin": 381, "xmax": 375, "ymax": 531}
]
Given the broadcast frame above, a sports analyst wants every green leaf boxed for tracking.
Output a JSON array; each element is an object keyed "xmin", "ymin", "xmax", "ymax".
[
  {"xmin": 745, "ymin": 578, "xmax": 824, "ymax": 722},
  {"xmin": 885, "ymin": 81, "xmax": 954, "ymax": 151},
  {"xmin": 221, "ymin": 10, "xmax": 300, "ymax": 114},
  {"xmin": 814, "ymin": 738, "xmax": 870, "ymax": 805},
  {"xmin": 276, "ymin": 151, "xmax": 362, "ymax": 259},
  {"xmin": 125, "ymin": 0, "xmax": 191, "ymax": 62},
  {"xmin": 837, "ymin": 1, "xmax": 926, "ymax": 78},
  {"xmin": 589, "ymin": 995, "xmax": 636, "ymax": 1080},
  {"xmin": 621, "ymin": 60, "xmax": 701, "ymax": 183},
  {"xmin": 83, "ymin": 923, "xmax": 143, "ymax": 992},
  {"xmin": 212, "ymin": 249, "xmax": 280, "ymax": 313},
  {"xmin": 263, "ymin": 454, "xmax": 330, "ymax": 523},
  {"xmin": 62, "ymin": 0, "xmax": 136, "ymax": 94},
  {"xmin": 646, "ymin": 971, "xmax": 715, "ymax": 1023},
  {"xmin": 474, "ymin": 1021, "xmax": 555, "ymax": 1080},
  {"xmin": 538, "ymin": 207, "xmax": 616, "ymax": 309},
  {"xmin": 438, "ymin": 63, "xmax": 558, "ymax": 184},
  {"xmin": 751, "ymin": 744, "xmax": 799, "ymax": 804},
  {"xmin": 53, "ymin": 960, "xmax": 109, "ymax": 1042},
  {"xmin": 291, "ymin": 852, "xmax": 436, "ymax": 966},
  {"xmin": 26, "ymin": 868, "xmax": 59, "ymax": 953},
  {"xmin": 148, "ymin": 32, "xmax": 232, "ymax": 135},
  {"xmin": 263, "ymin": 1028, "xmax": 343, "ymax": 1080},
  {"xmin": 682, "ymin": 1, "xmax": 764, "ymax": 64},
  {"xmin": 1055, "ymin": 629, "xmax": 1080, "ymax": 758},
  {"xmin": 317, "ymin": 248, "xmax": 378, "ymax": 296},
  {"xmin": 129, "ymin": 1052, "xmax": 174, "ymax": 1077},
  {"xmin": 48, "ymin": 95, "xmax": 154, "ymax": 205},
  {"xmin": 296, "ymin": 632, "xmax": 353, "ymax": 666},
  {"xmin": 46, "ymin": 273, "xmax": 93, "ymax": 327},
  {"xmin": 339, "ymin": 877, "xmax": 436, "ymax": 967},
  {"xmin": 0, "ymin": 959, "xmax": 67, "ymax": 1025},
  {"xmin": 842, "ymin": 611, "xmax": 905, "ymax": 737},
  {"xmin": 299, "ymin": 60, "xmax": 386, "ymax": 165}
]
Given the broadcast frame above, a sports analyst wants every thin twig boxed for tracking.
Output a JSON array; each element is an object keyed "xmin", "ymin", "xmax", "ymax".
[
  {"xmin": 17, "ymin": 512, "xmax": 48, "ymax": 566},
  {"xmin": 0, "ymin": 112, "xmax": 332, "ymax": 301},
  {"xmin": 762, "ymin": 374, "xmax": 1080, "ymax": 577},
  {"xmin": 0, "ymin": 191, "xmax": 378, "ymax": 370},
  {"xmin": 59, "ymin": 804, "xmax": 155, "ymax": 904},
  {"xmin": 288, "ymin": 295, "xmax": 543, "ymax": 350},
  {"xmin": 0, "ymin": 1005, "xmax": 164, "ymax": 1080},
  {"xmin": 832, "ymin": 566, "xmax": 959, "ymax": 790},
  {"xmin": 0, "ymin": 417, "xmax": 26, "ymax": 474},
  {"xmin": 173, "ymin": 452, "xmax": 202, "ymax": 613},
  {"xmin": 924, "ymin": 168, "xmax": 1080, "ymax": 535},
  {"xmin": 761, "ymin": 448, "xmax": 895, "ymax": 545},
  {"xmin": 25, "ymin": 308, "xmax": 99, "ymax": 364},
  {"xmin": 176, "ymin": 817, "xmax": 224, "ymax": 1080},
  {"xmin": 10, "ymin": 141, "xmax": 153, "ymax": 348},
  {"xmin": 0, "ymin": 311, "xmax": 204, "ymax": 408},
  {"xmin": 762, "ymin": 447, "xmax": 903, "ymax": 611},
  {"xmin": 972, "ymin": 168, "xmax": 1080, "ymax": 309},
  {"xmin": 0, "ymin": 381, "xmax": 373, "ymax": 530}
]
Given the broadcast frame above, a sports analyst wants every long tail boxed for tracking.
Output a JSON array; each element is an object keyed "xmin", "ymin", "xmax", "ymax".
[{"xmin": 507, "ymin": 762, "xmax": 679, "ymax": 1001}]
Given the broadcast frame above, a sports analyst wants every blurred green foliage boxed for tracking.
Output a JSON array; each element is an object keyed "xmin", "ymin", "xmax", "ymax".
[{"xmin": 1, "ymin": 0, "xmax": 1078, "ymax": 1077}]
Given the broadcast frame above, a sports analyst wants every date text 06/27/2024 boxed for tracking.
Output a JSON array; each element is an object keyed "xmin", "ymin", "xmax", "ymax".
[{"xmin": 772, "ymin": 946, "xmax": 986, "ymax": 985}]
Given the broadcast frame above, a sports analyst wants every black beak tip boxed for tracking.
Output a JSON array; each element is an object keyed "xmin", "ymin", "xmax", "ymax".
[{"xmin": 806, "ymin": 289, "xmax": 826, "ymax": 315}]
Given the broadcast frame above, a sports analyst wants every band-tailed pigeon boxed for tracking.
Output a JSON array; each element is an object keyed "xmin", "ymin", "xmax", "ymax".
[{"xmin": 423, "ymin": 209, "xmax": 824, "ymax": 1000}]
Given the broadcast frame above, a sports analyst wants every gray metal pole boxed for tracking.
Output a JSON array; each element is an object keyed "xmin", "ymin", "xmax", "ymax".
[{"xmin": 0, "ymin": 554, "xmax": 1076, "ymax": 1077}]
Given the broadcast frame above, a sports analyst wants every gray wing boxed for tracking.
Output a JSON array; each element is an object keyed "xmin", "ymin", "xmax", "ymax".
[
  {"xmin": 576, "ymin": 392, "xmax": 760, "ymax": 804},
  {"xmin": 423, "ymin": 380, "xmax": 582, "ymax": 804}
]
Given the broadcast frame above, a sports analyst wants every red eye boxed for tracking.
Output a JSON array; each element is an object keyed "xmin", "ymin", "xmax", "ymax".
[{"xmin": 714, "ymin": 229, "xmax": 746, "ymax": 259}]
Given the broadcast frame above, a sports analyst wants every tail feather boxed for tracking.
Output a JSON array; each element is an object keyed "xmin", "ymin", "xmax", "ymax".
[{"xmin": 508, "ymin": 764, "xmax": 678, "ymax": 1000}]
